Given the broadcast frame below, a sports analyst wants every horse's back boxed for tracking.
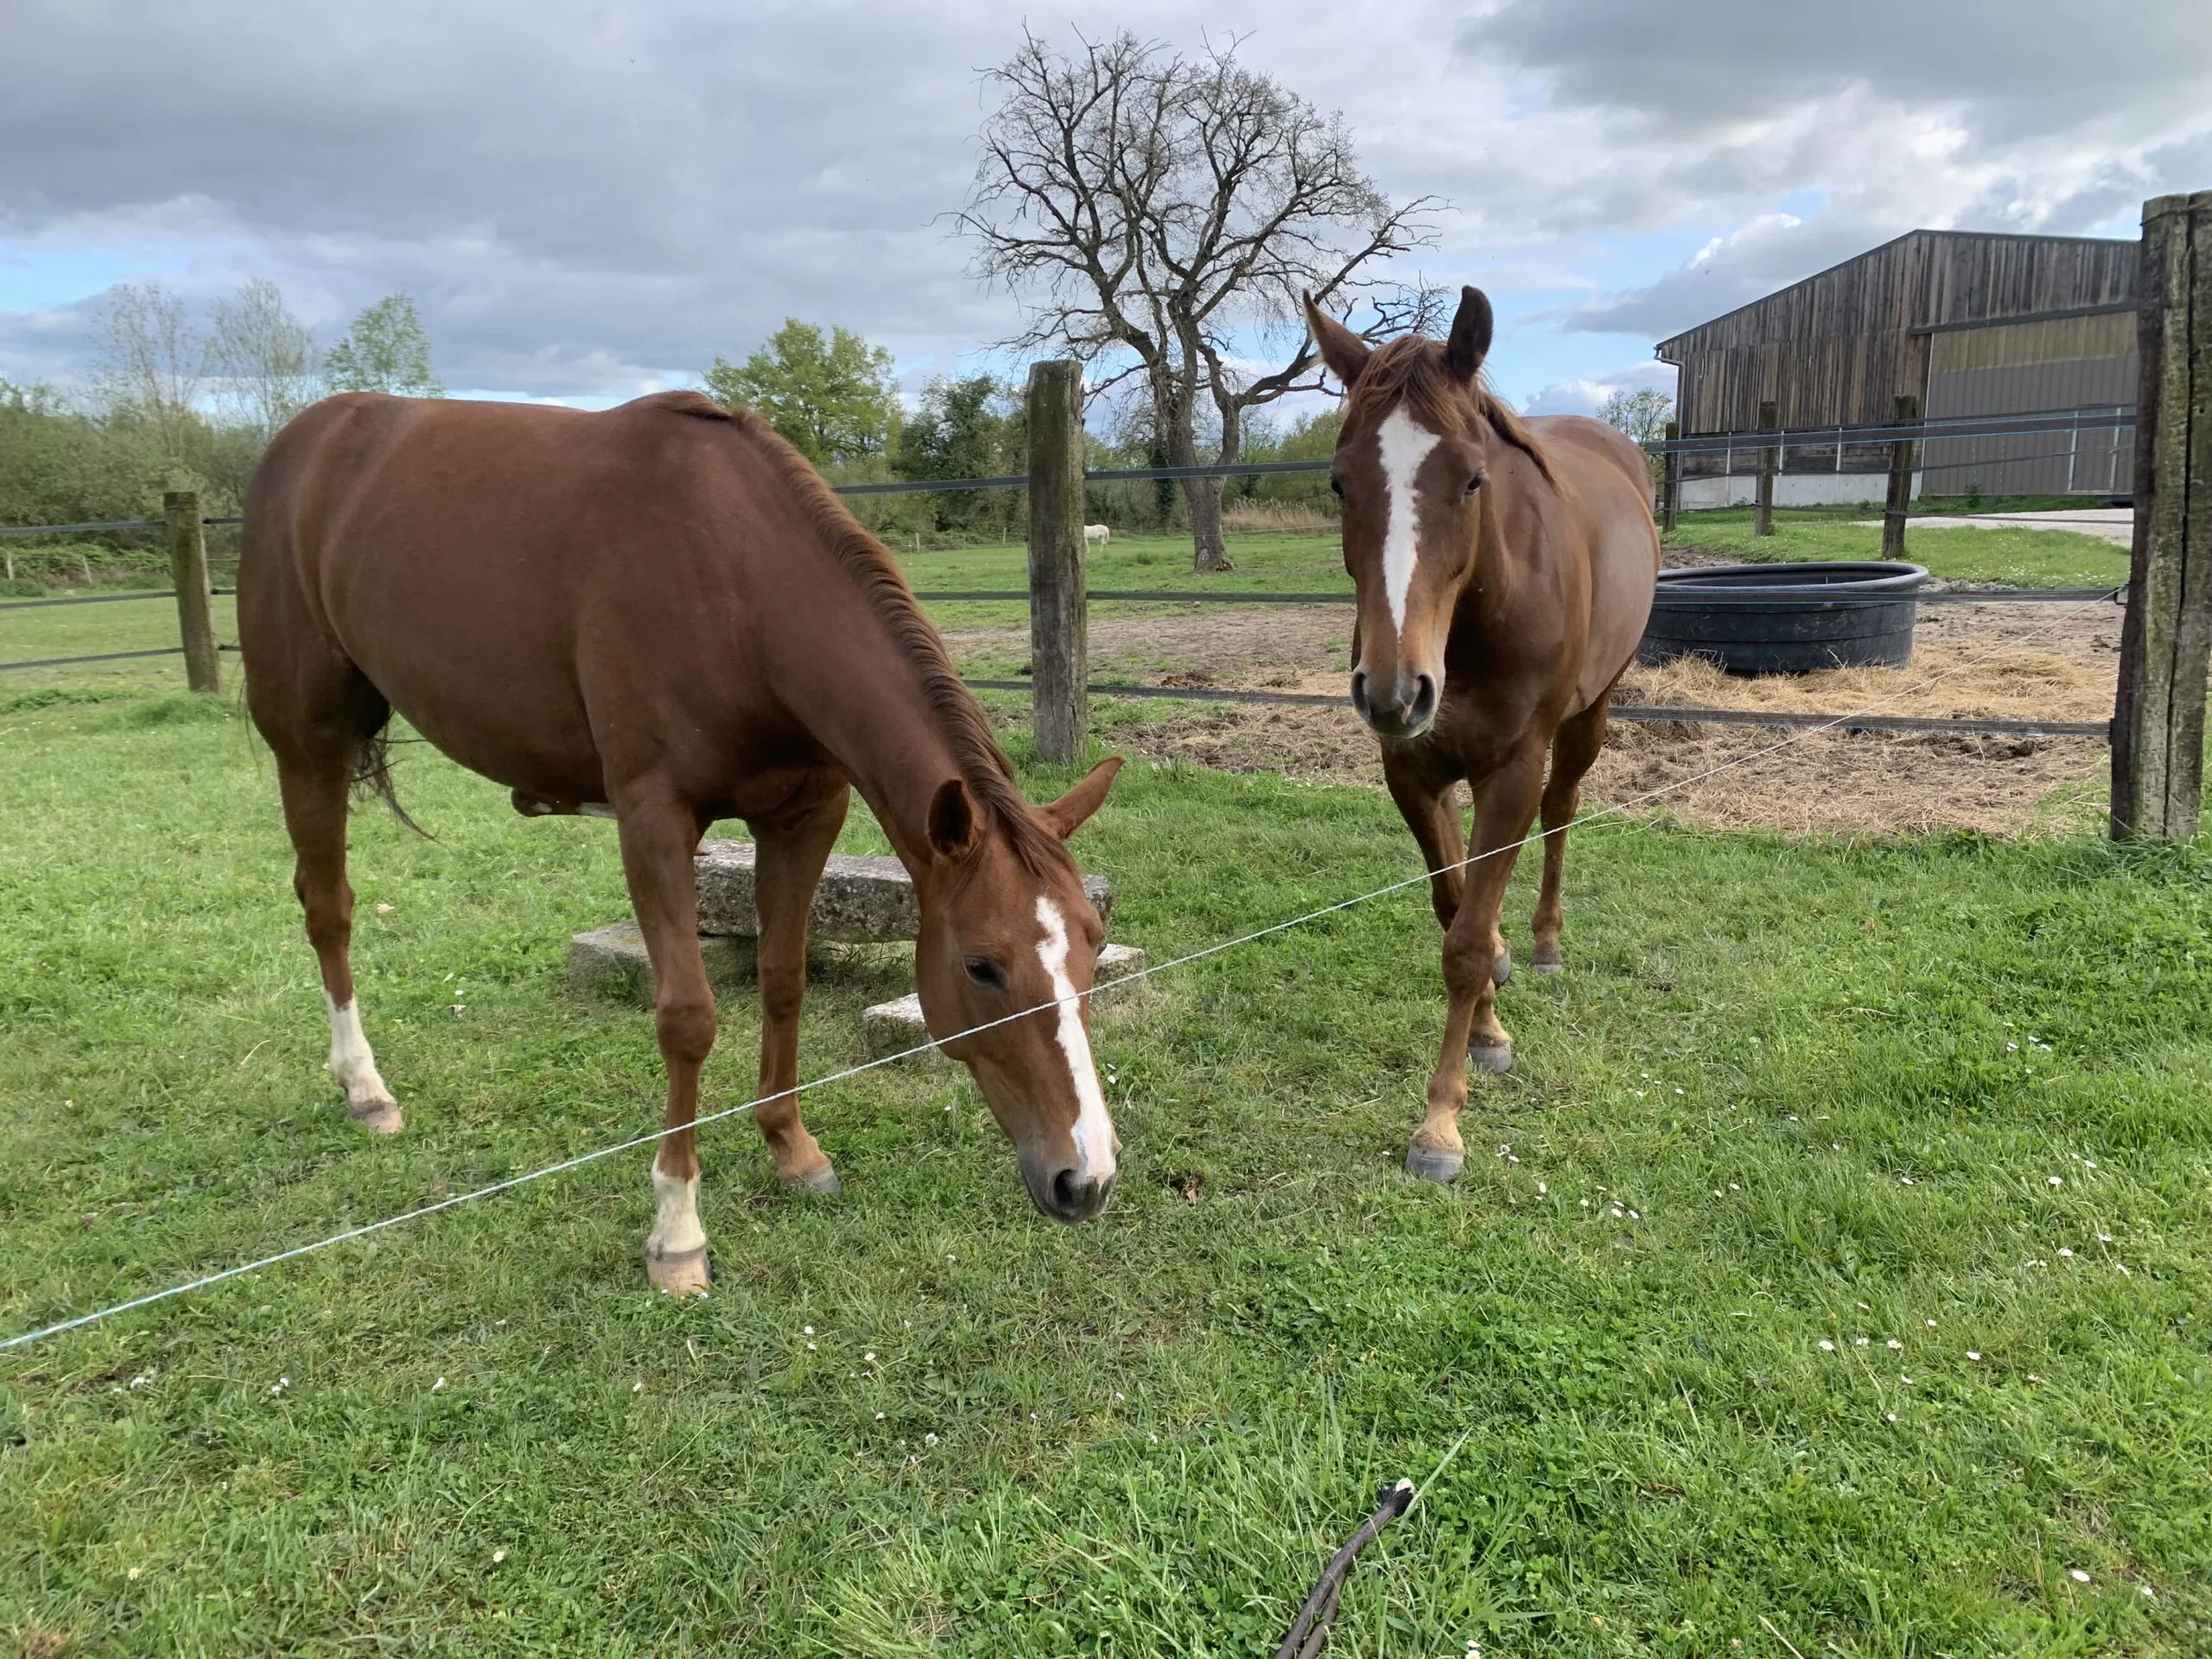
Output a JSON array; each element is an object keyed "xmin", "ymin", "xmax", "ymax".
[{"xmin": 239, "ymin": 391, "xmax": 770, "ymax": 799}]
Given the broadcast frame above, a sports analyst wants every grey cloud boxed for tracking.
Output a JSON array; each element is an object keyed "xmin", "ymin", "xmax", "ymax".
[
  {"xmin": 1456, "ymin": 0, "xmax": 2212, "ymax": 142},
  {"xmin": 0, "ymin": 1, "xmax": 1016, "ymax": 393}
]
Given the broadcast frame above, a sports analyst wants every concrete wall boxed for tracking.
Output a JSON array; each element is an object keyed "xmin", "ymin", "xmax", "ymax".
[{"xmin": 1679, "ymin": 473, "xmax": 1923, "ymax": 511}]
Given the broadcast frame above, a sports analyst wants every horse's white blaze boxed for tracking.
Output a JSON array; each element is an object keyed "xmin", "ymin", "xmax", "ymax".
[
  {"xmin": 650, "ymin": 1166, "xmax": 707, "ymax": 1256},
  {"xmin": 1034, "ymin": 897, "xmax": 1116, "ymax": 1185},
  {"xmin": 1376, "ymin": 405, "xmax": 1441, "ymax": 640},
  {"xmin": 324, "ymin": 993, "xmax": 391, "ymax": 1106}
]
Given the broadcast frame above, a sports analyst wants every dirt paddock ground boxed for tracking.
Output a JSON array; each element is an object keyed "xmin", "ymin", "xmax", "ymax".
[{"xmin": 954, "ymin": 591, "xmax": 2126, "ymax": 838}]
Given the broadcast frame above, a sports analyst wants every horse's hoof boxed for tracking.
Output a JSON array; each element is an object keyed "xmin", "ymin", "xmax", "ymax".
[
  {"xmin": 347, "ymin": 1097, "xmax": 404, "ymax": 1135},
  {"xmin": 1404, "ymin": 1144, "xmax": 1465, "ymax": 1184},
  {"xmin": 1468, "ymin": 1041, "xmax": 1515, "ymax": 1075},
  {"xmin": 1491, "ymin": 947, "xmax": 1512, "ymax": 988},
  {"xmin": 645, "ymin": 1243, "xmax": 711, "ymax": 1297},
  {"xmin": 1532, "ymin": 943, "xmax": 1564, "ymax": 976},
  {"xmin": 781, "ymin": 1164, "xmax": 842, "ymax": 1197}
]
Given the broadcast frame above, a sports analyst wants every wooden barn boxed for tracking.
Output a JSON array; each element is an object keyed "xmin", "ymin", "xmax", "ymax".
[{"xmin": 1654, "ymin": 229, "xmax": 2139, "ymax": 505}]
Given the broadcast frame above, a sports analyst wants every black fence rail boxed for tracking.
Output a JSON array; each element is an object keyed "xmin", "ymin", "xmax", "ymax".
[{"xmin": 0, "ymin": 397, "xmax": 2160, "ymax": 771}]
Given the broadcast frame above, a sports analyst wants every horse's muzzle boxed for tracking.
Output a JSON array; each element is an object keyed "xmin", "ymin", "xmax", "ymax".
[
  {"xmin": 1351, "ymin": 667, "xmax": 1438, "ymax": 739},
  {"xmin": 1023, "ymin": 1158, "xmax": 1117, "ymax": 1224}
]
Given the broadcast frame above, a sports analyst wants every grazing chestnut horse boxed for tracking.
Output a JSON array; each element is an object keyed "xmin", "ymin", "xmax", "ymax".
[
  {"xmin": 1303, "ymin": 288, "xmax": 1659, "ymax": 1183},
  {"xmin": 238, "ymin": 389, "xmax": 1123, "ymax": 1294}
]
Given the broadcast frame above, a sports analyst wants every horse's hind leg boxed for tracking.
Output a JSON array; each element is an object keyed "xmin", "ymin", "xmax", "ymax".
[
  {"xmin": 1531, "ymin": 696, "xmax": 1612, "ymax": 976},
  {"xmin": 273, "ymin": 726, "xmax": 403, "ymax": 1135}
]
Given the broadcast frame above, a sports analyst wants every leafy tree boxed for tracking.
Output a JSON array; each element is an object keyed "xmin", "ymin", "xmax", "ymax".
[
  {"xmin": 1598, "ymin": 386, "xmax": 1674, "ymax": 446},
  {"xmin": 957, "ymin": 30, "xmax": 1437, "ymax": 572},
  {"xmin": 896, "ymin": 374, "xmax": 1018, "ymax": 532},
  {"xmin": 704, "ymin": 320, "xmax": 897, "ymax": 468},
  {"xmin": 325, "ymin": 295, "xmax": 443, "ymax": 397},
  {"xmin": 90, "ymin": 282, "xmax": 206, "ymax": 469},
  {"xmin": 210, "ymin": 277, "xmax": 319, "ymax": 435}
]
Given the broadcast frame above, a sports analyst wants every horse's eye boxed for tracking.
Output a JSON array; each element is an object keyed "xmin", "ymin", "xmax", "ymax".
[
  {"xmin": 963, "ymin": 956, "xmax": 1005, "ymax": 989},
  {"xmin": 1329, "ymin": 474, "xmax": 1344, "ymax": 497},
  {"xmin": 1465, "ymin": 474, "xmax": 1485, "ymax": 497}
]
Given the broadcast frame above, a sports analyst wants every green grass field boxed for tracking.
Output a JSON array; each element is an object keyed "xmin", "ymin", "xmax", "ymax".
[
  {"xmin": 1662, "ymin": 510, "xmax": 2129, "ymax": 590},
  {"xmin": 3, "ymin": 686, "xmax": 2208, "ymax": 1656}
]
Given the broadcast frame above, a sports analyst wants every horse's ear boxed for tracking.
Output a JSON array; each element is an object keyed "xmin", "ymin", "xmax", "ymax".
[
  {"xmin": 1302, "ymin": 292, "xmax": 1371, "ymax": 389},
  {"xmin": 927, "ymin": 779, "xmax": 983, "ymax": 861},
  {"xmin": 1445, "ymin": 286, "xmax": 1493, "ymax": 385},
  {"xmin": 1039, "ymin": 756, "xmax": 1122, "ymax": 841}
]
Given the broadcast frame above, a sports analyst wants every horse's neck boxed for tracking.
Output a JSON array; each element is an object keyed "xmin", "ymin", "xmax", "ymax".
[
  {"xmin": 774, "ymin": 578, "xmax": 975, "ymax": 873},
  {"xmin": 1455, "ymin": 499, "xmax": 1526, "ymax": 638}
]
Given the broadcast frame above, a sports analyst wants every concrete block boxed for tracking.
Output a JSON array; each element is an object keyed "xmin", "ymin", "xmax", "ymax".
[
  {"xmin": 568, "ymin": 922, "xmax": 755, "ymax": 1005},
  {"xmin": 1092, "ymin": 941, "xmax": 1148, "ymax": 1006},
  {"xmin": 696, "ymin": 837, "xmax": 1114, "ymax": 941},
  {"xmin": 861, "ymin": 941, "xmax": 1150, "ymax": 1064},
  {"xmin": 861, "ymin": 993, "xmax": 944, "ymax": 1066}
]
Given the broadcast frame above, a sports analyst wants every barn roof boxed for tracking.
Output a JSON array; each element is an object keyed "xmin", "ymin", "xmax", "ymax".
[{"xmin": 1653, "ymin": 228, "xmax": 2137, "ymax": 362}]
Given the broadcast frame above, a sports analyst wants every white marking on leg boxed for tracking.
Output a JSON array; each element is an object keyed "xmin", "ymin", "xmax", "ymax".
[
  {"xmin": 650, "ymin": 1166, "xmax": 707, "ymax": 1257},
  {"xmin": 324, "ymin": 992, "xmax": 393, "ymax": 1109},
  {"xmin": 1376, "ymin": 405, "xmax": 1441, "ymax": 640},
  {"xmin": 1033, "ymin": 897, "xmax": 1116, "ymax": 1186}
]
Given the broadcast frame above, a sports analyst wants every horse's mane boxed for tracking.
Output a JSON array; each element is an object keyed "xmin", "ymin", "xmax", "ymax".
[
  {"xmin": 662, "ymin": 391, "xmax": 1065, "ymax": 876},
  {"xmin": 1344, "ymin": 336, "xmax": 1559, "ymax": 487}
]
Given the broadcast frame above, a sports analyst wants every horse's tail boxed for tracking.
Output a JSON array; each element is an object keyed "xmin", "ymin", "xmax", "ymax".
[{"xmin": 353, "ymin": 711, "xmax": 431, "ymax": 838}]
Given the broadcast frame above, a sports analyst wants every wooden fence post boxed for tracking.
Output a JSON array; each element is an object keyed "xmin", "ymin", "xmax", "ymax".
[
  {"xmin": 2112, "ymin": 190, "xmax": 2212, "ymax": 842},
  {"xmin": 1026, "ymin": 360, "xmax": 1087, "ymax": 764},
  {"xmin": 1659, "ymin": 420, "xmax": 1679, "ymax": 532},
  {"xmin": 1753, "ymin": 401, "xmax": 1778, "ymax": 536},
  {"xmin": 164, "ymin": 490, "xmax": 220, "ymax": 693},
  {"xmin": 1881, "ymin": 394, "xmax": 1919, "ymax": 562}
]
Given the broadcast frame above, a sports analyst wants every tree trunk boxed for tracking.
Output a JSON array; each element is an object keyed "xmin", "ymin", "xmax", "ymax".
[
  {"xmin": 1187, "ymin": 397, "xmax": 1249, "ymax": 574},
  {"xmin": 1185, "ymin": 474, "xmax": 1231, "ymax": 572}
]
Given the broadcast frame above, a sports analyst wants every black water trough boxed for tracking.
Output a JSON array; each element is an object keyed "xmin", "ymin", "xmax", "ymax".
[{"xmin": 1637, "ymin": 561, "xmax": 1930, "ymax": 676}]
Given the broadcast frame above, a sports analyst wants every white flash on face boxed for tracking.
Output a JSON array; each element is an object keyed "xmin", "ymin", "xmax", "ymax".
[
  {"xmin": 1376, "ymin": 404, "xmax": 1441, "ymax": 639},
  {"xmin": 1033, "ymin": 896, "xmax": 1116, "ymax": 1185}
]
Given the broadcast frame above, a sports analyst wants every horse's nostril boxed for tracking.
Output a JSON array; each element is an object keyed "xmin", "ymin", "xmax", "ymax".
[
  {"xmin": 1051, "ymin": 1167, "xmax": 1109, "ymax": 1218},
  {"xmin": 1349, "ymin": 669, "xmax": 1370, "ymax": 716},
  {"xmin": 1410, "ymin": 673, "xmax": 1438, "ymax": 723}
]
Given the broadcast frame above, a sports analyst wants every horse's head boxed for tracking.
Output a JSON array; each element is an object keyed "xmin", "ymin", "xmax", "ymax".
[
  {"xmin": 1303, "ymin": 285, "xmax": 1500, "ymax": 741},
  {"xmin": 910, "ymin": 756, "xmax": 1125, "ymax": 1224}
]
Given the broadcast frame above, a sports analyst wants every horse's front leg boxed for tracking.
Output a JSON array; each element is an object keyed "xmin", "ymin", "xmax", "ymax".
[
  {"xmin": 1381, "ymin": 742, "xmax": 1466, "ymax": 932},
  {"xmin": 615, "ymin": 790, "xmax": 720, "ymax": 1296},
  {"xmin": 1407, "ymin": 748, "xmax": 1546, "ymax": 1184},
  {"xmin": 747, "ymin": 784, "xmax": 850, "ymax": 1194}
]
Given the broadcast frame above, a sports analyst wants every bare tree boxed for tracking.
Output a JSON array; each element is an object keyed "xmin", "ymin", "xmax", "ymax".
[
  {"xmin": 957, "ymin": 29, "xmax": 1439, "ymax": 572},
  {"xmin": 211, "ymin": 277, "xmax": 320, "ymax": 437},
  {"xmin": 92, "ymin": 282, "xmax": 206, "ymax": 467}
]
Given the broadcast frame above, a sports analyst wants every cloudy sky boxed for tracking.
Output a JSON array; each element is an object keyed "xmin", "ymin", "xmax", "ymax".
[{"xmin": 3, "ymin": 0, "xmax": 2208, "ymax": 419}]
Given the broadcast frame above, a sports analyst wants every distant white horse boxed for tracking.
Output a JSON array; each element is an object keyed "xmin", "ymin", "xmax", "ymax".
[{"xmin": 1083, "ymin": 524, "xmax": 1110, "ymax": 547}]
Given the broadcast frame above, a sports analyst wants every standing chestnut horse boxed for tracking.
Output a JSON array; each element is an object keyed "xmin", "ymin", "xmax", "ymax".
[
  {"xmin": 1303, "ymin": 288, "xmax": 1659, "ymax": 1184},
  {"xmin": 239, "ymin": 390, "xmax": 1123, "ymax": 1294}
]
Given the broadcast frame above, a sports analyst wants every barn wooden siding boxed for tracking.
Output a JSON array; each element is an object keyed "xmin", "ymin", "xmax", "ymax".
[{"xmin": 1656, "ymin": 231, "xmax": 2139, "ymax": 491}]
